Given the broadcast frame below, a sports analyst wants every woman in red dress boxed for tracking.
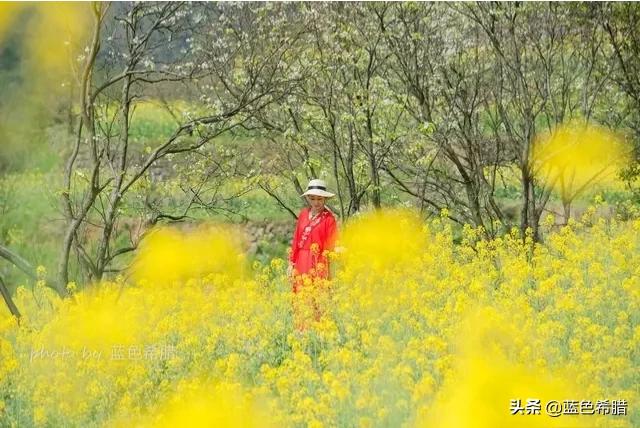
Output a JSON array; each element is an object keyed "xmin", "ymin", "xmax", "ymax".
[{"xmin": 288, "ymin": 179, "xmax": 338, "ymax": 294}]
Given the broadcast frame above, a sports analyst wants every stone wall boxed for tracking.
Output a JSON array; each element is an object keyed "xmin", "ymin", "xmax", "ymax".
[{"xmin": 243, "ymin": 220, "xmax": 294, "ymax": 255}]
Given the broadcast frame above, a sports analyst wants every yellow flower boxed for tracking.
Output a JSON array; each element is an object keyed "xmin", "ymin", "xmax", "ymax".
[
  {"xmin": 66, "ymin": 281, "xmax": 77, "ymax": 293},
  {"xmin": 36, "ymin": 265, "xmax": 47, "ymax": 279},
  {"xmin": 2, "ymin": 207, "xmax": 638, "ymax": 427}
]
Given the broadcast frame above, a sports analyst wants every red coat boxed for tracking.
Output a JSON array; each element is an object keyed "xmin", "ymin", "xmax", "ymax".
[{"xmin": 289, "ymin": 206, "xmax": 338, "ymax": 291}]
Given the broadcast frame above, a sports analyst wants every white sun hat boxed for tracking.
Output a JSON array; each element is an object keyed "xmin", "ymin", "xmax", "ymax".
[{"xmin": 300, "ymin": 178, "xmax": 335, "ymax": 198}]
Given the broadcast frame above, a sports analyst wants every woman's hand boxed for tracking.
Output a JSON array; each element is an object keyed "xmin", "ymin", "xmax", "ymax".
[{"xmin": 287, "ymin": 262, "xmax": 294, "ymax": 278}]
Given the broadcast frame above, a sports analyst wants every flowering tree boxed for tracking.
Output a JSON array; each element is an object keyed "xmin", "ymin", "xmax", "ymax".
[{"xmin": 55, "ymin": 2, "xmax": 300, "ymax": 294}]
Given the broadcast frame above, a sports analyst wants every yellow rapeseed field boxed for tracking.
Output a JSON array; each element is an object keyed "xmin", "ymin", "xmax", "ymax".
[{"xmin": 0, "ymin": 208, "xmax": 638, "ymax": 427}]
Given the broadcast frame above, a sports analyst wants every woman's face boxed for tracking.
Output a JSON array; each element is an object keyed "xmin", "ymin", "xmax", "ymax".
[{"xmin": 306, "ymin": 195, "xmax": 326, "ymax": 211}]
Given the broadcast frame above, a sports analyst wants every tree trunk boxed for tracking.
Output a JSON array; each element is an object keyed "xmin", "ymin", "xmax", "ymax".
[
  {"xmin": 95, "ymin": 73, "xmax": 133, "ymax": 281},
  {"xmin": 0, "ymin": 275, "xmax": 20, "ymax": 324},
  {"xmin": 57, "ymin": 4, "xmax": 103, "ymax": 296}
]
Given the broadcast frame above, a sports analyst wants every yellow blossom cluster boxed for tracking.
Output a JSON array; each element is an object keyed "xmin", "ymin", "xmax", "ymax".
[
  {"xmin": 530, "ymin": 120, "xmax": 631, "ymax": 198},
  {"xmin": 0, "ymin": 209, "xmax": 638, "ymax": 427}
]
